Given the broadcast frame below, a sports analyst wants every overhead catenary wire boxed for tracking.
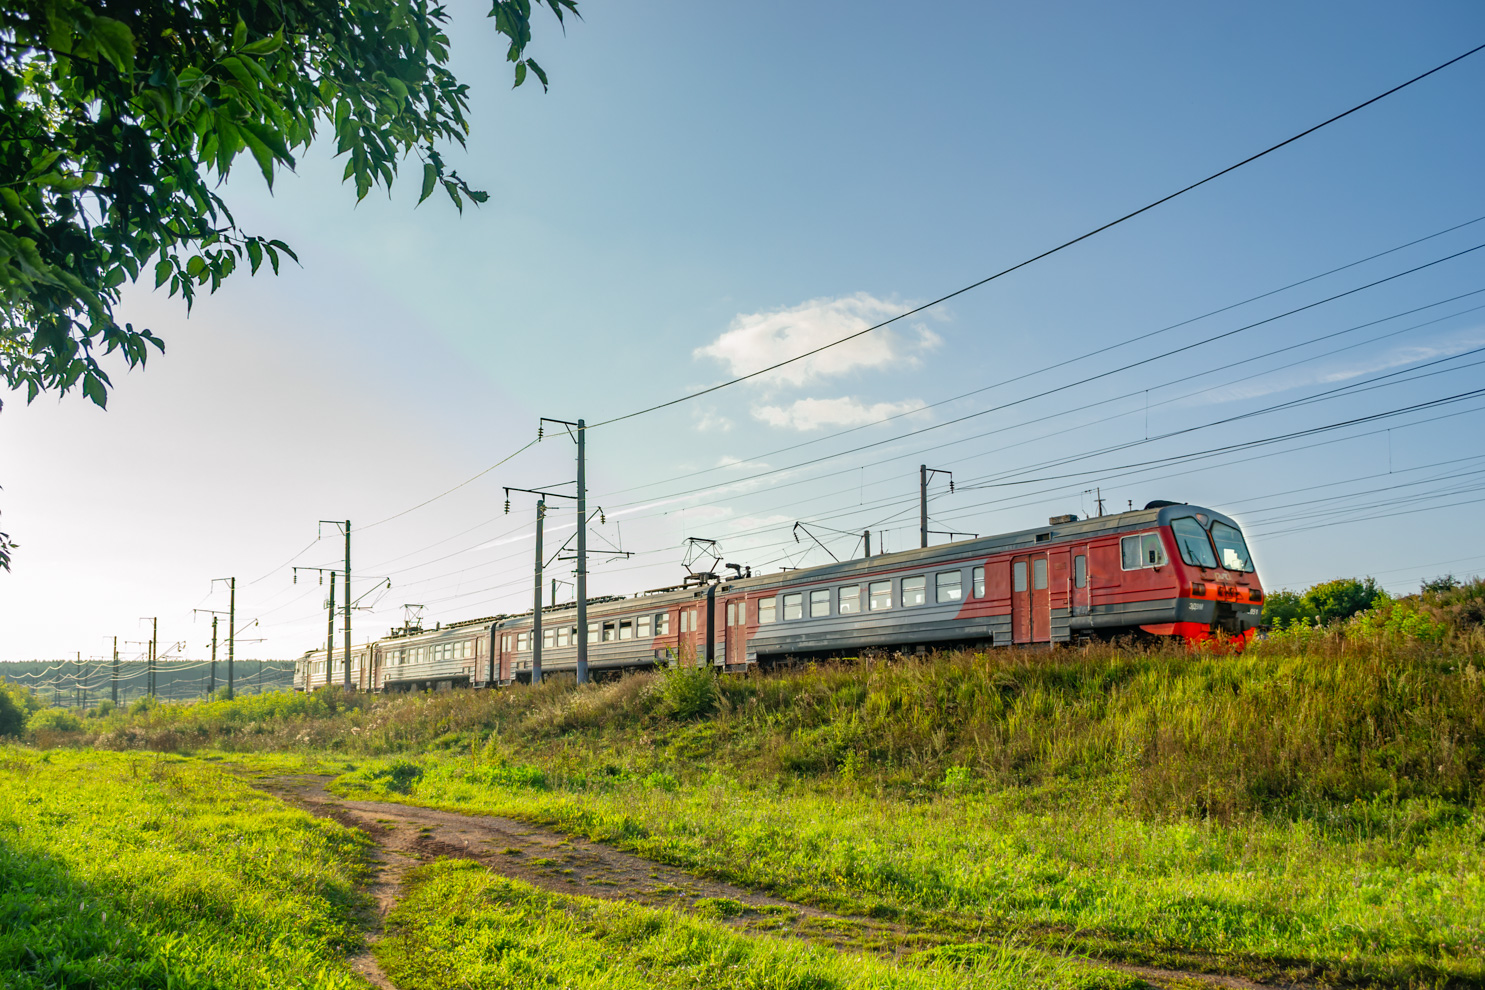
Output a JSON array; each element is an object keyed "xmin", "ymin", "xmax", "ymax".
[
  {"xmin": 589, "ymin": 42, "xmax": 1485, "ymax": 429},
  {"xmin": 595, "ymin": 242, "xmax": 1485, "ymax": 515},
  {"xmin": 595, "ymin": 287, "xmax": 1485, "ymax": 530},
  {"xmin": 597, "ymin": 213, "xmax": 1485, "ymax": 501}
]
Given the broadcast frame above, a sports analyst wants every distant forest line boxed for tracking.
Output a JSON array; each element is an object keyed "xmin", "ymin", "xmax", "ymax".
[{"xmin": 0, "ymin": 659, "xmax": 296, "ymax": 707}]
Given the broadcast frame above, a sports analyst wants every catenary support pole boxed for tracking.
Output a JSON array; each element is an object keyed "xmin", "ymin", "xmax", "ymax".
[
  {"xmin": 326, "ymin": 571, "xmax": 336, "ymax": 690},
  {"xmin": 111, "ymin": 637, "xmax": 118, "ymax": 706},
  {"xmin": 532, "ymin": 499, "xmax": 545, "ymax": 683},
  {"xmin": 149, "ymin": 618, "xmax": 157, "ymax": 697},
  {"xmin": 920, "ymin": 464, "xmax": 929, "ymax": 549},
  {"xmin": 575, "ymin": 419, "xmax": 588, "ymax": 685},
  {"xmin": 863, "ymin": 530, "xmax": 871, "ymax": 558},
  {"xmin": 343, "ymin": 521, "xmax": 351, "ymax": 689},
  {"xmin": 227, "ymin": 577, "xmax": 236, "ymax": 700},
  {"xmin": 209, "ymin": 616, "xmax": 218, "ymax": 696}
]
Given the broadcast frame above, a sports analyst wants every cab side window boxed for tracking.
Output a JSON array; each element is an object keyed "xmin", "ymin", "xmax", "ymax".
[{"xmin": 1120, "ymin": 532, "xmax": 1167, "ymax": 569}]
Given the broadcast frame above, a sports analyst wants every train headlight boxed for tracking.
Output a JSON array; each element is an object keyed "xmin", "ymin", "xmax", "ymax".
[
  {"xmin": 1249, "ymin": 588, "xmax": 1263, "ymax": 602},
  {"xmin": 1189, "ymin": 582, "xmax": 1206, "ymax": 597}
]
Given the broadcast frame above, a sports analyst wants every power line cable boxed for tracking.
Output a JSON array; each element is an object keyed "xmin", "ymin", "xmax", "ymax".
[
  {"xmin": 590, "ymin": 42, "xmax": 1485, "ymax": 428},
  {"xmin": 598, "ymin": 214, "xmax": 1485, "ymax": 500}
]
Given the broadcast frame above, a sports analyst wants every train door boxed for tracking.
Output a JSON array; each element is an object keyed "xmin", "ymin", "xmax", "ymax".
[
  {"xmin": 725, "ymin": 597, "xmax": 747, "ymax": 666},
  {"xmin": 1012, "ymin": 556, "xmax": 1031, "ymax": 643},
  {"xmin": 1070, "ymin": 544, "xmax": 1090, "ymax": 617},
  {"xmin": 1012, "ymin": 553, "xmax": 1051, "ymax": 643}
]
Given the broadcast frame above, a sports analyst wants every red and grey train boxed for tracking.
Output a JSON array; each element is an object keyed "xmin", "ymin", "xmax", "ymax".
[{"xmin": 294, "ymin": 501, "xmax": 1262, "ymax": 692}]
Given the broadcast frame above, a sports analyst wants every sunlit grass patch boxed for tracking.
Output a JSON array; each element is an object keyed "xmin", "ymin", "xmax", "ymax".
[
  {"xmin": 377, "ymin": 858, "xmax": 1133, "ymax": 990},
  {"xmin": 0, "ymin": 748, "xmax": 371, "ymax": 989}
]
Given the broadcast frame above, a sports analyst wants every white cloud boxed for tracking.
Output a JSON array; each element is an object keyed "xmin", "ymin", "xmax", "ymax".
[
  {"xmin": 693, "ymin": 408, "xmax": 733, "ymax": 432},
  {"xmin": 751, "ymin": 396, "xmax": 929, "ymax": 432},
  {"xmin": 695, "ymin": 293, "xmax": 941, "ymax": 388}
]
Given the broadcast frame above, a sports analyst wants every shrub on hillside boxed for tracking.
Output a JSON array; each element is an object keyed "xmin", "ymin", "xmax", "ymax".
[
  {"xmin": 1419, "ymin": 575, "xmax": 1485, "ymax": 628},
  {"xmin": 1262, "ymin": 577, "xmax": 1386, "ymax": 629},
  {"xmin": 660, "ymin": 664, "xmax": 718, "ymax": 720},
  {"xmin": 27, "ymin": 707, "xmax": 83, "ymax": 734},
  {"xmin": 1261, "ymin": 588, "xmax": 1315, "ymax": 628},
  {"xmin": 0, "ymin": 690, "xmax": 23, "ymax": 737}
]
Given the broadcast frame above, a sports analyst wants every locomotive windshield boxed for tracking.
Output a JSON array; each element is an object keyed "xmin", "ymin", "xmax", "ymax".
[
  {"xmin": 1170, "ymin": 517, "xmax": 1218, "ymax": 568},
  {"xmin": 1210, "ymin": 521, "xmax": 1254, "ymax": 572}
]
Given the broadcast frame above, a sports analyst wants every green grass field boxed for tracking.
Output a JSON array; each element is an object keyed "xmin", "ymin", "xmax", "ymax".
[
  {"xmin": 8, "ymin": 595, "xmax": 1485, "ymax": 989},
  {"xmin": 0, "ymin": 749, "xmax": 372, "ymax": 989}
]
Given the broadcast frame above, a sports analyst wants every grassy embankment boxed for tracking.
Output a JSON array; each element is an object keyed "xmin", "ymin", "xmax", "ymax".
[
  {"xmin": 50, "ymin": 605, "xmax": 1485, "ymax": 990},
  {"xmin": 0, "ymin": 749, "xmax": 371, "ymax": 989}
]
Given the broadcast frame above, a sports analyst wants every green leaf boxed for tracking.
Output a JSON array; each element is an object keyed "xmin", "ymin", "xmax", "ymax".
[
  {"xmin": 232, "ymin": 19, "xmax": 248, "ymax": 50},
  {"xmin": 239, "ymin": 128, "xmax": 278, "ymax": 188},
  {"xmin": 513, "ymin": 61, "xmax": 527, "ymax": 88},
  {"xmin": 418, "ymin": 162, "xmax": 437, "ymax": 204},
  {"xmin": 246, "ymin": 240, "xmax": 263, "ymax": 274},
  {"xmin": 82, "ymin": 373, "xmax": 108, "ymax": 408},
  {"xmin": 89, "ymin": 17, "xmax": 136, "ymax": 74}
]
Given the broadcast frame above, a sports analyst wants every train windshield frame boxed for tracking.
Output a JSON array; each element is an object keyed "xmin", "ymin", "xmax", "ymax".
[
  {"xmin": 1170, "ymin": 516, "xmax": 1218, "ymax": 568},
  {"xmin": 1210, "ymin": 520, "xmax": 1255, "ymax": 572}
]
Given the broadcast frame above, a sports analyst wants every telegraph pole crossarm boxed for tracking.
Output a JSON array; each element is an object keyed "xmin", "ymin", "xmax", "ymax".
[
  {"xmin": 539, "ymin": 416, "xmax": 590, "ymax": 685},
  {"xmin": 506, "ymin": 485, "xmax": 578, "ymax": 686},
  {"xmin": 919, "ymin": 466, "xmax": 954, "ymax": 549},
  {"xmin": 194, "ymin": 606, "xmax": 233, "ymax": 698}
]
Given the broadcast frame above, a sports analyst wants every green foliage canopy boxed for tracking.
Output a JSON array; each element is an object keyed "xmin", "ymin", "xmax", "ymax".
[
  {"xmin": 0, "ymin": 0, "xmax": 576, "ymax": 408},
  {"xmin": 1262, "ymin": 576, "xmax": 1387, "ymax": 629}
]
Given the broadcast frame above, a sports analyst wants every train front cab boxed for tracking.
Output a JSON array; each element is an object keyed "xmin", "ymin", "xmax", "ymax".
[{"xmin": 1069, "ymin": 503, "xmax": 1262, "ymax": 644}]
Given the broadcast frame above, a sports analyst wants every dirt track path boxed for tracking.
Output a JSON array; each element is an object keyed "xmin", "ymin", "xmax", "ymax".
[{"xmin": 254, "ymin": 774, "xmax": 1296, "ymax": 990}]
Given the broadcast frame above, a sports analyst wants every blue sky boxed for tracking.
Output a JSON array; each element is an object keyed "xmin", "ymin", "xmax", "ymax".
[{"xmin": 4, "ymin": 0, "xmax": 1485, "ymax": 663}]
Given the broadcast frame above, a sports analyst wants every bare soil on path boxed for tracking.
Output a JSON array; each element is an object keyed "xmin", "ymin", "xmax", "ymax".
[{"xmin": 253, "ymin": 774, "xmax": 1299, "ymax": 990}]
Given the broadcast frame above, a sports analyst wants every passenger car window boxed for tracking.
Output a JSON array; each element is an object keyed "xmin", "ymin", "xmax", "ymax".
[
  {"xmin": 619, "ymin": 620, "xmax": 633, "ymax": 640},
  {"xmin": 838, "ymin": 585, "xmax": 861, "ymax": 614},
  {"xmin": 783, "ymin": 593, "xmax": 803, "ymax": 620},
  {"xmin": 1074, "ymin": 555, "xmax": 1087, "ymax": 589},
  {"xmin": 972, "ymin": 565, "xmax": 985, "ymax": 598},
  {"xmin": 1210, "ymin": 521, "xmax": 1254, "ymax": 572},
  {"xmin": 1171, "ymin": 517, "xmax": 1218, "ymax": 568},
  {"xmin": 1013, "ymin": 561, "xmax": 1027, "ymax": 593},
  {"xmin": 1032, "ymin": 558, "xmax": 1048, "ymax": 590},
  {"xmin": 758, "ymin": 598, "xmax": 777, "ymax": 624},
  {"xmin": 587, "ymin": 623, "xmax": 599, "ymax": 644},
  {"xmin": 869, "ymin": 580, "xmax": 892, "ymax": 610},
  {"xmin": 902, "ymin": 576, "xmax": 926, "ymax": 606},
  {"xmin": 810, "ymin": 589, "xmax": 830, "ymax": 617},
  {"xmin": 936, "ymin": 571, "xmax": 962, "ymax": 602},
  {"xmin": 655, "ymin": 613, "xmax": 670, "ymax": 635}
]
